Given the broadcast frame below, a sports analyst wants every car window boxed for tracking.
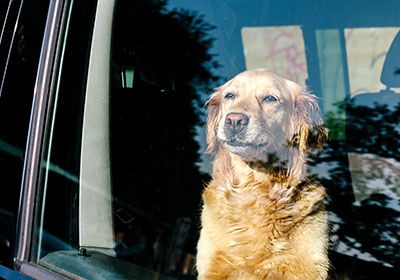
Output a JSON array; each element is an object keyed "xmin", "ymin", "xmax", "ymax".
[
  {"xmin": 30, "ymin": 0, "xmax": 399, "ymax": 279},
  {"xmin": 0, "ymin": 0, "xmax": 50, "ymax": 268},
  {"xmin": 31, "ymin": 0, "xmax": 98, "ymax": 262}
]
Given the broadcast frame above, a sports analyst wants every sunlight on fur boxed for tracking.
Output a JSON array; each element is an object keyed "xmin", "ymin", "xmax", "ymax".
[{"xmin": 197, "ymin": 69, "xmax": 329, "ymax": 280}]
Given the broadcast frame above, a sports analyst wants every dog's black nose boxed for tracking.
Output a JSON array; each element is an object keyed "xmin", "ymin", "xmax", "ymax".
[{"xmin": 225, "ymin": 112, "xmax": 249, "ymax": 134}]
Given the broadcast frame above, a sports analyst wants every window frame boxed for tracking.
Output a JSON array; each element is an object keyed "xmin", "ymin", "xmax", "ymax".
[
  {"xmin": 14, "ymin": 0, "xmax": 113, "ymax": 278},
  {"xmin": 7, "ymin": 0, "xmax": 399, "ymax": 279},
  {"xmin": 14, "ymin": 0, "xmax": 74, "ymax": 278}
]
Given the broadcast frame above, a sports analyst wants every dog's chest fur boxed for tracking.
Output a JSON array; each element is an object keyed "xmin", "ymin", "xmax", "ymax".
[{"xmin": 200, "ymin": 168, "xmax": 327, "ymax": 275}]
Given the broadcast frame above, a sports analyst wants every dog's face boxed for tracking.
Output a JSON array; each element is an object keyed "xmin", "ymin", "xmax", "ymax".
[{"xmin": 206, "ymin": 69, "xmax": 327, "ymax": 161}]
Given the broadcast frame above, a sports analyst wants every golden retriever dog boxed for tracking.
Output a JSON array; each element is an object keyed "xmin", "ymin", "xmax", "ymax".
[{"xmin": 196, "ymin": 69, "xmax": 329, "ymax": 280}]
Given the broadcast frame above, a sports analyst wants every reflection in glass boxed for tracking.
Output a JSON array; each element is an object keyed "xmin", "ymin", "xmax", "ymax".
[
  {"xmin": 110, "ymin": 0, "xmax": 219, "ymax": 277},
  {"xmin": 242, "ymin": 26, "xmax": 308, "ymax": 86},
  {"xmin": 313, "ymin": 29, "xmax": 400, "ymax": 268}
]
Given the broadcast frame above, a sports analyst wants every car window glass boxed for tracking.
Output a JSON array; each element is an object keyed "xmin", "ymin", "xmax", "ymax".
[
  {"xmin": 33, "ymin": 0, "xmax": 399, "ymax": 279},
  {"xmin": 0, "ymin": 0, "xmax": 50, "ymax": 268},
  {"xmin": 32, "ymin": 0, "xmax": 97, "ymax": 263},
  {"xmin": 0, "ymin": 0, "xmax": 22, "ymax": 95}
]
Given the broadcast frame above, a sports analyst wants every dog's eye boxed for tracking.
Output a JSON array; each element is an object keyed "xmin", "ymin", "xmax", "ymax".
[
  {"xmin": 224, "ymin": 92, "xmax": 235, "ymax": 99},
  {"xmin": 263, "ymin": 95, "xmax": 278, "ymax": 102}
]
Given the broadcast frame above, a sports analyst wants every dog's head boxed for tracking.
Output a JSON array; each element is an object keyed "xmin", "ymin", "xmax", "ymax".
[{"xmin": 206, "ymin": 69, "xmax": 327, "ymax": 162}]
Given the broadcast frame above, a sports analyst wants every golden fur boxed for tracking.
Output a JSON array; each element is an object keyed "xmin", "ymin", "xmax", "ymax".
[{"xmin": 197, "ymin": 69, "xmax": 329, "ymax": 280}]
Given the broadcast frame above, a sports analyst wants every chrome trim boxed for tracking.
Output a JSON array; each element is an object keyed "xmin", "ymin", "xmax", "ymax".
[{"xmin": 15, "ymin": 0, "xmax": 69, "ymax": 264}]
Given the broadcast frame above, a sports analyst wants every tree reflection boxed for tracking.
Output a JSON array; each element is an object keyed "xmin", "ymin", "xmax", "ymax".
[
  {"xmin": 110, "ymin": 0, "xmax": 218, "ymax": 275},
  {"xmin": 313, "ymin": 98, "xmax": 400, "ymax": 270}
]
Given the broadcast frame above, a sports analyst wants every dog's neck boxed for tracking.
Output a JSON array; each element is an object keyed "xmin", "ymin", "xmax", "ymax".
[
  {"xmin": 212, "ymin": 147, "xmax": 307, "ymax": 189},
  {"xmin": 273, "ymin": 146, "xmax": 308, "ymax": 180}
]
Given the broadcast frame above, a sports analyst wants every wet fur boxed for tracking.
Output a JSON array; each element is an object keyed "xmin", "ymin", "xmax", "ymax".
[{"xmin": 197, "ymin": 70, "xmax": 329, "ymax": 280}]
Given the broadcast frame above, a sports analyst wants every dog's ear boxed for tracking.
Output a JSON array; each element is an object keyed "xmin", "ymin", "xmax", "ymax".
[
  {"xmin": 205, "ymin": 90, "xmax": 222, "ymax": 154},
  {"xmin": 291, "ymin": 90, "xmax": 328, "ymax": 154}
]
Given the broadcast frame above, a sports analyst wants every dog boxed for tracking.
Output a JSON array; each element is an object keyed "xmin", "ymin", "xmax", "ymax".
[{"xmin": 196, "ymin": 69, "xmax": 329, "ymax": 280}]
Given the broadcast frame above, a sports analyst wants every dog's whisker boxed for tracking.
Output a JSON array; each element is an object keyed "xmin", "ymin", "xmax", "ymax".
[{"xmin": 264, "ymin": 129, "xmax": 279, "ymax": 151}]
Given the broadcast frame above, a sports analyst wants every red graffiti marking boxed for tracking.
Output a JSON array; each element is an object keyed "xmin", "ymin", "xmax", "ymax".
[{"xmin": 265, "ymin": 31, "xmax": 307, "ymax": 83}]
